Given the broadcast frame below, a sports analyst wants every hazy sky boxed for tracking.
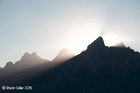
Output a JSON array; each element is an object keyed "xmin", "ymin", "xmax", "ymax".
[{"xmin": 0, "ymin": 0, "xmax": 140, "ymax": 67}]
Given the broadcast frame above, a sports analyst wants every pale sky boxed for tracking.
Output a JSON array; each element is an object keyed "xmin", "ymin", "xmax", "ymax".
[{"xmin": 0, "ymin": 0, "xmax": 140, "ymax": 67}]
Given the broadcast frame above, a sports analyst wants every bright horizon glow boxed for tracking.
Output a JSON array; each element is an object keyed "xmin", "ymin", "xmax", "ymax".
[
  {"xmin": 64, "ymin": 25, "xmax": 102, "ymax": 55},
  {"xmin": 0, "ymin": 34, "xmax": 138, "ymax": 68},
  {"xmin": 0, "ymin": 0, "xmax": 140, "ymax": 67},
  {"xmin": 70, "ymin": 34, "xmax": 99, "ymax": 55}
]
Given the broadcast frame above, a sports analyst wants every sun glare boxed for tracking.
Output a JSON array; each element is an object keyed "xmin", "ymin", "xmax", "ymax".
[
  {"xmin": 66, "ymin": 25, "xmax": 104, "ymax": 55},
  {"xmin": 103, "ymin": 33, "xmax": 124, "ymax": 47},
  {"xmin": 70, "ymin": 34, "xmax": 99, "ymax": 55},
  {"xmin": 69, "ymin": 32, "xmax": 125, "ymax": 55}
]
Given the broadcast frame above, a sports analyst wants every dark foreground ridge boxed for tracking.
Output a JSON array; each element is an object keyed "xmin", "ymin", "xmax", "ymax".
[{"xmin": 0, "ymin": 36, "xmax": 140, "ymax": 93}]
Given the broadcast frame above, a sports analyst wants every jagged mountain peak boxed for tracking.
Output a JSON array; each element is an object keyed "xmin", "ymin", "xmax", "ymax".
[
  {"xmin": 6, "ymin": 61, "xmax": 14, "ymax": 65},
  {"xmin": 52, "ymin": 48, "xmax": 75, "ymax": 62},
  {"xmin": 4, "ymin": 61, "xmax": 14, "ymax": 68},
  {"xmin": 87, "ymin": 36, "xmax": 105, "ymax": 50},
  {"xmin": 19, "ymin": 52, "xmax": 44, "ymax": 62},
  {"xmin": 23, "ymin": 52, "xmax": 37, "ymax": 56},
  {"xmin": 59, "ymin": 48, "xmax": 73, "ymax": 55}
]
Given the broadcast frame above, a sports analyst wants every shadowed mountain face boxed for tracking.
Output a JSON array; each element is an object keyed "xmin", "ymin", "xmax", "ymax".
[{"xmin": 0, "ymin": 37, "xmax": 140, "ymax": 93}]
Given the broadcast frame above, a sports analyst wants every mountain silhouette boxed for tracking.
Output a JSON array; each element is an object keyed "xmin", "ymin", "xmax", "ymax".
[
  {"xmin": 0, "ymin": 36, "xmax": 140, "ymax": 93},
  {"xmin": 87, "ymin": 36, "xmax": 105, "ymax": 49},
  {"xmin": 29, "ymin": 36, "xmax": 140, "ymax": 93},
  {"xmin": 0, "ymin": 48, "xmax": 75, "ymax": 90},
  {"xmin": 15, "ymin": 52, "xmax": 49, "ymax": 68},
  {"xmin": 0, "ymin": 52, "xmax": 49, "ymax": 78}
]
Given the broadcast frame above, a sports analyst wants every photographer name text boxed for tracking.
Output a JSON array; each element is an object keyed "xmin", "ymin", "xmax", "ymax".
[{"xmin": 2, "ymin": 86, "xmax": 32, "ymax": 91}]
